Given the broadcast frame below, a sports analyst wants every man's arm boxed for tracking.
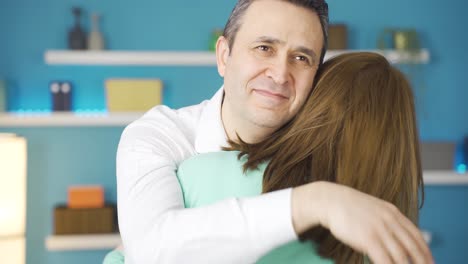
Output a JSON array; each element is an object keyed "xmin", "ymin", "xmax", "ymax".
[
  {"xmin": 118, "ymin": 106, "xmax": 433, "ymax": 264},
  {"xmin": 292, "ymin": 182, "xmax": 434, "ymax": 264},
  {"xmin": 117, "ymin": 114, "xmax": 296, "ymax": 264}
]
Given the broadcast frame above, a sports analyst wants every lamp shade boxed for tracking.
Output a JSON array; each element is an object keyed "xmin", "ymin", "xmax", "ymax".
[{"xmin": 0, "ymin": 133, "xmax": 27, "ymax": 264}]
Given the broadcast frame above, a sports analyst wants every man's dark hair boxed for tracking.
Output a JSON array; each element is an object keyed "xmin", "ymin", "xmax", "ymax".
[{"xmin": 223, "ymin": 0, "xmax": 329, "ymax": 64}]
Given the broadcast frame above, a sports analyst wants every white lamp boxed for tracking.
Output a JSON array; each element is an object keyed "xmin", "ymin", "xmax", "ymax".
[{"xmin": 0, "ymin": 133, "xmax": 27, "ymax": 264}]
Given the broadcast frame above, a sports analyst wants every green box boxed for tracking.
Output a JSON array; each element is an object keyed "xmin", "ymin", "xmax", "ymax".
[{"xmin": 0, "ymin": 80, "xmax": 6, "ymax": 112}]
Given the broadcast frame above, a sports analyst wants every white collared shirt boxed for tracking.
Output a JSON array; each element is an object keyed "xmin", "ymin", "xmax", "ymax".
[{"xmin": 117, "ymin": 87, "xmax": 297, "ymax": 264}]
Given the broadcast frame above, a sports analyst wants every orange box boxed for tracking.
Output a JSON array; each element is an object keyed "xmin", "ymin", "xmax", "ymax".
[{"xmin": 67, "ymin": 185, "xmax": 104, "ymax": 209}]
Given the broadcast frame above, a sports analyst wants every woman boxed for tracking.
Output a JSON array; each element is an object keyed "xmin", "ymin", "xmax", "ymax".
[{"xmin": 104, "ymin": 52, "xmax": 423, "ymax": 263}]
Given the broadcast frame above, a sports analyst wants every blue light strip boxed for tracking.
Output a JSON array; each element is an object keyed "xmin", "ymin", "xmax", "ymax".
[
  {"xmin": 11, "ymin": 109, "xmax": 107, "ymax": 114},
  {"xmin": 457, "ymin": 164, "xmax": 467, "ymax": 174}
]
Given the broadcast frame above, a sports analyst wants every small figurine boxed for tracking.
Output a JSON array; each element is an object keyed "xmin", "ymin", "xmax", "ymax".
[
  {"xmin": 61, "ymin": 82, "xmax": 72, "ymax": 111},
  {"xmin": 50, "ymin": 81, "xmax": 73, "ymax": 111}
]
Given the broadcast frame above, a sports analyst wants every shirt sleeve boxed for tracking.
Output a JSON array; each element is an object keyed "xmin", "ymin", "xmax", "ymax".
[{"xmin": 117, "ymin": 109, "xmax": 297, "ymax": 264}]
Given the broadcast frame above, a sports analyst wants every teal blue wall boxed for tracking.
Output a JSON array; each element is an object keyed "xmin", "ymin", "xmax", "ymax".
[
  {"xmin": 0, "ymin": 0, "xmax": 467, "ymax": 263},
  {"xmin": 328, "ymin": 0, "xmax": 468, "ymax": 141}
]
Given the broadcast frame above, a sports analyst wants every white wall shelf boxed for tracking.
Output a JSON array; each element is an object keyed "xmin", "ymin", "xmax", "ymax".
[
  {"xmin": 44, "ymin": 231, "xmax": 432, "ymax": 252},
  {"xmin": 45, "ymin": 233, "xmax": 121, "ymax": 251},
  {"xmin": 423, "ymin": 171, "xmax": 468, "ymax": 185},
  {"xmin": 44, "ymin": 49, "xmax": 430, "ymax": 66},
  {"xmin": 45, "ymin": 50, "xmax": 217, "ymax": 66},
  {"xmin": 2, "ymin": 114, "xmax": 467, "ymax": 185},
  {"xmin": 0, "ymin": 112, "xmax": 143, "ymax": 127}
]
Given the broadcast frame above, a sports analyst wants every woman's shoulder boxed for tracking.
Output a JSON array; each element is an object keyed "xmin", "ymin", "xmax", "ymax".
[
  {"xmin": 176, "ymin": 150, "xmax": 262, "ymax": 207},
  {"xmin": 179, "ymin": 151, "xmax": 244, "ymax": 169},
  {"xmin": 176, "ymin": 151, "xmax": 246, "ymax": 188}
]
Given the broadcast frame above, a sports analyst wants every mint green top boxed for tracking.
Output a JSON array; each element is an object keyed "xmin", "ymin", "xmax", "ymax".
[{"xmin": 177, "ymin": 151, "xmax": 333, "ymax": 264}]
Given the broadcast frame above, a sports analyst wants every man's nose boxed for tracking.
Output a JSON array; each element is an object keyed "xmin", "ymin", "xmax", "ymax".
[{"xmin": 265, "ymin": 57, "xmax": 290, "ymax": 85}]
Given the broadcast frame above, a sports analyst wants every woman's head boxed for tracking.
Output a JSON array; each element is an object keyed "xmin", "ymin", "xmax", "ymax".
[
  {"xmin": 234, "ymin": 52, "xmax": 423, "ymax": 263},
  {"xmin": 275, "ymin": 52, "xmax": 421, "ymax": 197}
]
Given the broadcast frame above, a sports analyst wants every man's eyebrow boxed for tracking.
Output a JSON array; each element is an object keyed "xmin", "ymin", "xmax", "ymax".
[
  {"xmin": 254, "ymin": 36, "xmax": 284, "ymax": 45},
  {"xmin": 254, "ymin": 36, "xmax": 318, "ymax": 63}
]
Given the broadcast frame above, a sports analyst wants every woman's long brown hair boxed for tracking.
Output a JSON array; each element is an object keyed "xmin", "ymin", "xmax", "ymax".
[{"xmin": 230, "ymin": 52, "xmax": 423, "ymax": 263}]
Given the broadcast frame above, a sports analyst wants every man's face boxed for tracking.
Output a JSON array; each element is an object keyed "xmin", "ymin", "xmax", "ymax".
[{"xmin": 218, "ymin": 0, "xmax": 324, "ymax": 133}]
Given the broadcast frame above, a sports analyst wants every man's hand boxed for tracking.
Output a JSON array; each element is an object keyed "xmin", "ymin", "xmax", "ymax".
[{"xmin": 292, "ymin": 181, "xmax": 434, "ymax": 264}]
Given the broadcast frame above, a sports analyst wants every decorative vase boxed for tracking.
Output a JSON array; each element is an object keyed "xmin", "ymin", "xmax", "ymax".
[
  {"xmin": 0, "ymin": 79, "xmax": 6, "ymax": 112},
  {"xmin": 88, "ymin": 13, "xmax": 105, "ymax": 50},
  {"xmin": 209, "ymin": 29, "xmax": 223, "ymax": 51},
  {"xmin": 68, "ymin": 7, "xmax": 87, "ymax": 50}
]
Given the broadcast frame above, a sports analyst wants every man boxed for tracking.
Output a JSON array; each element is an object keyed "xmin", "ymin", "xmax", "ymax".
[{"xmin": 117, "ymin": 0, "xmax": 433, "ymax": 263}]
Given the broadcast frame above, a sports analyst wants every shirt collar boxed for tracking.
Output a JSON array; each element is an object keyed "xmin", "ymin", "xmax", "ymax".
[{"xmin": 194, "ymin": 86, "xmax": 228, "ymax": 153}]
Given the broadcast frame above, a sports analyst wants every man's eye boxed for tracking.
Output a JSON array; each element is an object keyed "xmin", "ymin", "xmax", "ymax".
[
  {"xmin": 295, "ymin": 55, "xmax": 310, "ymax": 64},
  {"xmin": 256, "ymin": 45, "xmax": 270, "ymax": 52}
]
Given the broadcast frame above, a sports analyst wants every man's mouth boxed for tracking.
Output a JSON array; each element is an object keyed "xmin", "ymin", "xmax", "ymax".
[{"xmin": 253, "ymin": 89, "xmax": 289, "ymax": 100}]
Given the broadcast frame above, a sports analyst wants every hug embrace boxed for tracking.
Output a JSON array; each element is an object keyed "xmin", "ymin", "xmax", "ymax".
[{"xmin": 109, "ymin": 1, "xmax": 434, "ymax": 263}]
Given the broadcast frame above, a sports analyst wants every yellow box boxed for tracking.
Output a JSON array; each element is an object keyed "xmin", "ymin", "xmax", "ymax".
[{"xmin": 105, "ymin": 79, "xmax": 163, "ymax": 112}]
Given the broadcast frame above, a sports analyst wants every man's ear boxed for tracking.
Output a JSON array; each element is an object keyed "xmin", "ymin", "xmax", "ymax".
[{"xmin": 216, "ymin": 36, "xmax": 230, "ymax": 77}]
